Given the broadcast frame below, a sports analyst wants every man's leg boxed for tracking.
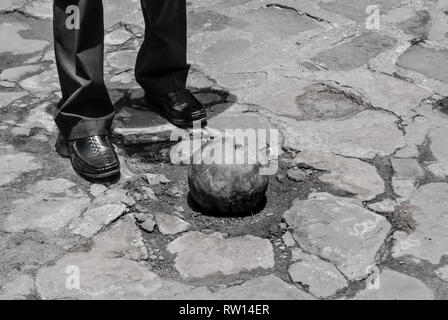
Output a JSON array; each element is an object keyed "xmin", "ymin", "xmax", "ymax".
[
  {"xmin": 53, "ymin": 0, "xmax": 119, "ymax": 179},
  {"xmin": 136, "ymin": 0, "xmax": 207, "ymax": 127},
  {"xmin": 53, "ymin": 0, "xmax": 114, "ymax": 140},
  {"xmin": 136, "ymin": 0, "xmax": 189, "ymax": 96}
]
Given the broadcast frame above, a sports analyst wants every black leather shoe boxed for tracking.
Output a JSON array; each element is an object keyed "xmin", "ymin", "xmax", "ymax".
[
  {"xmin": 56, "ymin": 134, "xmax": 120, "ymax": 179},
  {"xmin": 146, "ymin": 88, "xmax": 207, "ymax": 128}
]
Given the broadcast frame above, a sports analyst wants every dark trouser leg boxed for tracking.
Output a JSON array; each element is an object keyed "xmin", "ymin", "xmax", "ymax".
[
  {"xmin": 136, "ymin": 0, "xmax": 189, "ymax": 96},
  {"xmin": 53, "ymin": 0, "xmax": 114, "ymax": 140}
]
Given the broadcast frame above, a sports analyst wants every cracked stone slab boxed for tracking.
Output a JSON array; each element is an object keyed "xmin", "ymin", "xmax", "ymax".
[
  {"xmin": 0, "ymin": 275, "xmax": 35, "ymax": 300},
  {"xmin": 19, "ymin": 67, "xmax": 59, "ymax": 93},
  {"xmin": 315, "ymin": 68, "xmax": 431, "ymax": 116},
  {"xmin": 319, "ymin": 0, "xmax": 402, "ymax": 22},
  {"xmin": 397, "ymin": 10, "xmax": 431, "ymax": 39},
  {"xmin": 391, "ymin": 158, "xmax": 424, "ymax": 180},
  {"xmin": 212, "ymin": 274, "xmax": 314, "ymax": 300},
  {"xmin": 20, "ymin": 0, "xmax": 52, "ymax": 19},
  {"xmin": 3, "ymin": 178, "xmax": 90, "ymax": 233},
  {"xmin": 0, "ymin": 92, "xmax": 27, "ymax": 110},
  {"xmin": 353, "ymin": 269, "xmax": 434, "ymax": 300},
  {"xmin": 293, "ymin": 150, "xmax": 385, "ymax": 200},
  {"xmin": 91, "ymin": 215, "xmax": 148, "ymax": 261},
  {"xmin": 274, "ymin": 110, "xmax": 405, "ymax": 159},
  {"xmin": 427, "ymin": 127, "xmax": 448, "ymax": 178},
  {"xmin": 232, "ymin": 6, "xmax": 321, "ymax": 39},
  {"xmin": 106, "ymin": 50, "xmax": 138, "ymax": 72},
  {"xmin": 91, "ymin": 188, "xmax": 135, "ymax": 207},
  {"xmin": 69, "ymin": 203, "xmax": 128, "ymax": 238},
  {"xmin": 0, "ymin": 0, "xmax": 27, "ymax": 12},
  {"xmin": 154, "ymin": 212, "xmax": 192, "ymax": 235},
  {"xmin": 392, "ymin": 183, "xmax": 448, "ymax": 264},
  {"xmin": 288, "ymin": 248, "xmax": 348, "ymax": 298},
  {"xmin": 367, "ymin": 199, "xmax": 397, "ymax": 214},
  {"xmin": 314, "ymin": 32, "xmax": 397, "ymax": 71},
  {"xmin": 167, "ymin": 231, "xmax": 274, "ymax": 278},
  {"xmin": 36, "ymin": 252, "xmax": 161, "ymax": 299},
  {"xmin": 105, "ymin": 28, "xmax": 134, "ymax": 46},
  {"xmin": 0, "ymin": 65, "xmax": 42, "ymax": 82},
  {"xmin": 283, "ymin": 193, "xmax": 391, "ymax": 280},
  {"xmin": 391, "ymin": 158, "xmax": 423, "ymax": 203},
  {"xmin": 0, "ymin": 22, "xmax": 48, "ymax": 55},
  {"xmin": 0, "ymin": 146, "xmax": 42, "ymax": 186},
  {"xmin": 0, "ymin": 232, "xmax": 68, "ymax": 287},
  {"xmin": 397, "ymin": 45, "xmax": 448, "ymax": 84},
  {"xmin": 113, "ymin": 104, "xmax": 187, "ymax": 144},
  {"xmin": 104, "ymin": 0, "xmax": 145, "ymax": 29},
  {"xmin": 15, "ymin": 102, "xmax": 57, "ymax": 135},
  {"xmin": 435, "ymin": 266, "xmax": 448, "ymax": 282}
]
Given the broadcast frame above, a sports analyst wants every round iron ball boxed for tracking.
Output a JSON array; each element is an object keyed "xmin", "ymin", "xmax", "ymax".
[{"xmin": 188, "ymin": 140, "xmax": 269, "ymax": 215}]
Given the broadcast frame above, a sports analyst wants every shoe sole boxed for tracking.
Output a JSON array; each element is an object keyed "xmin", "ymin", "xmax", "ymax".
[
  {"xmin": 74, "ymin": 167, "xmax": 121, "ymax": 179},
  {"xmin": 147, "ymin": 100, "xmax": 207, "ymax": 128}
]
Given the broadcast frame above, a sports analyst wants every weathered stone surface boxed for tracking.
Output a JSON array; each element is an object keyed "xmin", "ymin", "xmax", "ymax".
[
  {"xmin": 0, "ymin": 0, "xmax": 27, "ymax": 12},
  {"xmin": 143, "ymin": 173, "xmax": 170, "ymax": 185},
  {"xmin": 167, "ymin": 232, "xmax": 274, "ymax": 278},
  {"xmin": 18, "ymin": 102, "xmax": 57, "ymax": 134},
  {"xmin": 283, "ymin": 193, "xmax": 391, "ymax": 280},
  {"xmin": 316, "ymin": 68, "xmax": 431, "ymax": 116},
  {"xmin": 233, "ymin": 6, "xmax": 320, "ymax": 38},
  {"xmin": 319, "ymin": 0, "xmax": 400, "ymax": 22},
  {"xmin": 27, "ymin": 178, "xmax": 77, "ymax": 195},
  {"xmin": 92, "ymin": 188, "xmax": 135, "ymax": 207},
  {"xmin": 103, "ymin": 0, "xmax": 144, "ymax": 29},
  {"xmin": 0, "ymin": 92, "xmax": 27, "ymax": 109},
  {"xmin": 398, "ymin": 10, "xmax": 431, "ymax": 39},
  {"xmin": 105, "ymin": 28, "xmax": 133, "ymax": 46},
  {"xmin": 282, "ymin": 231, "xmax": 296, "ymax": 247},
  {"xmin": 435, "ymin": 265, "xmax": 448, "ymax": 281},
  {"xmin": 0, "ymin": 22, "xmax": 48, "ymax": 55},
  {"xmin": 70, "ymin": 203, "xmax": 128, "ymax": 238},
  {"xmin": 392, "ymin": 183, "xmax": 448, "ymax": 264},
  {"xmin": 286, "ymin": 168, "xmax": 306, "ymax": 182},
  {"xmin": 140, "ymin": 216, "xmax": 156, "ymax": 233},
  {"xmin": 89, "ymin": 184, "xmax": 108, "ymax": 197},
  {"xmin": 294, "ymin": 150, "xmax": 384, "ymax": 200},
  {"xmin": 0, "ymin": 232, "xmax": 67, "ymax": 286},
  {"xmin": 154, "ymin": 212, "xmax": 191, "ymax": 235},
  {"xmin": 113, "ymin": 104, "xmax": 184, "ymax": 143},
  {"xmin": 36, "ymin": 252, "xmax": 161, "ymax": 299},
  {"xmin": 19, "ymin": 67, "xmax": 59, "ymax": 93},
  {"xmin": 397, "ymin": 45, "xmax": 448, "ymax": 83},
  {"xmin": 0, "ymin": 65, "xmax": 41, "ymax": 82},
  {"xmin": 0, "ymin": 147, "xmax": 42, "ymax": 186},
  {"xmin": 288, "ymin": 249, "xmax": 348, "ymax": 298},
  {"xmin": 106, "ymin": 50, "xmax": 138, "ymax": 72},
  {"xmin": 20, "ymin": 0, "xmax": 52, "ymax": 19},
  {"xmin": 427, "ymin": 127, "xmax": 448, "ymax": 178},
  {"xmin": 92, "ymin": 215, "xmax": 148, "ymax": 261},
  {"xmin": 354, "ymin": 270, "xmax": 434, "ymax": 300},
  {"xmin": 391, "ymin": 158, "xmax": 424, "ymax": 180},
  {"xmin": 213, "ymin": 275, "xmax": 314, "ymax": 300},
  {"xmin": 314, "ymin": 32, "xmax": 397, "ymax": 71},
  {"xmin": 367, "ymin": 199, "xmax": 397, "ymax": 214},
  {"xmin": 4, "ymin": 189, "xmax": 90, "ymax": 233},
  {"xmin": 0, "ymin": 275, "xmax": 35, "ymax": 300},
  {"xmin": 3, "ymin": 178, "xmax": 86, "ymax": 233},
  {"xmin": 276, "ymin": 110, "xmax": 405, "ymax": 159}
]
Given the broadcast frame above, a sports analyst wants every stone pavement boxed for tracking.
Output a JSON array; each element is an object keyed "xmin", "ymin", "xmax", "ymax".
[{"xmin": 1, "ymin": 0, "xmax": 448, "ymax": 300}]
